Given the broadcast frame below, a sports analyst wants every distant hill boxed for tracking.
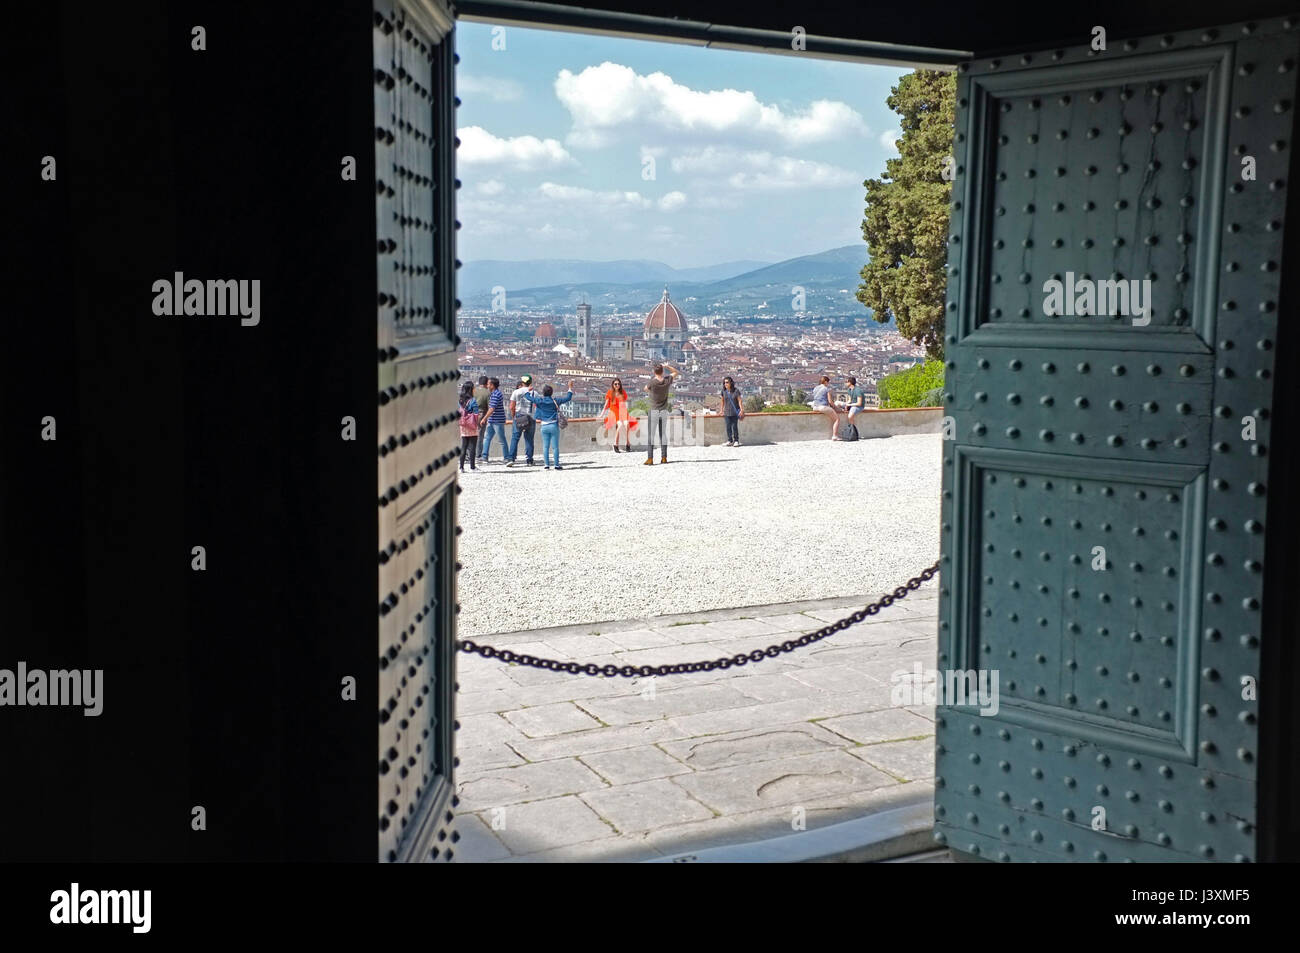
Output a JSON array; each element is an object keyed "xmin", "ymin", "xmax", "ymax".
[
  {"xmin": 461, "ymin": 245, "xmax": 870, "ymax": 316},
  {"xmin": 458, "ymin": 257, "xmax": 771, "ymax": 296}
]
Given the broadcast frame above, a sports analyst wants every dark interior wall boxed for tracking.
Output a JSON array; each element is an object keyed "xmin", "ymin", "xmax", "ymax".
[
  {"xmin": 484, "ymin": 0, "xmax": 1300, "ymax": 57},
  {"xmin": 4, "ymin": 1, "xmax": 376, "ymax": 861}
]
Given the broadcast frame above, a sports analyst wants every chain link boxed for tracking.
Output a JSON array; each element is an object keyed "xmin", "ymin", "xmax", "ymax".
[{"xmin": 457, "ymin": 561, "xmax": 940, "ymax": 678}]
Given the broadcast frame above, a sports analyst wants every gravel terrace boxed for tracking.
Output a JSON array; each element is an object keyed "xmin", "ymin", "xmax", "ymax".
[{"xmin": 457, "ymin": 432, "xmax": 943, "ymax": 638}]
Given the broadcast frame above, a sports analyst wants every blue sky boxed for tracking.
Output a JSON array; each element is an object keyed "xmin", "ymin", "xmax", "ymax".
[{"xmin": 455, "ymin": 22, "xmax": 910, "ymax": 268}]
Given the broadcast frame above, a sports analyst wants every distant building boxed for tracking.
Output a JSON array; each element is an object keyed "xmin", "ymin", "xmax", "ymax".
[
  {"xmin": 643, "ymin": 288, "xmax": 687, "ymax": 364},
  {"xmin": 576, "ymin": 303, "xmax": 593, "ymax": 359},
  {"xmin": 597, "ymin": 334, "xmax": 648, "ymax": 364},
  {"xmin": 533, "ymin": 322, "xmax": 558, "ymax": 346},
  {"xmin": 458, "ymin": 357, "xmax": 540, "ymax": 383}
]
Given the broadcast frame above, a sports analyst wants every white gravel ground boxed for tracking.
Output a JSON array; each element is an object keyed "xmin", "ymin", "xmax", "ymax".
[{"xmin": 457, "ymin": 433, "xmax": 942, "ymax": 638}]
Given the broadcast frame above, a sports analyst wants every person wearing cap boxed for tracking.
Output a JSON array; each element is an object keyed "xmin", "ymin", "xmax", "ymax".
[{"xmin": 506, "ymin": 375, "xmax": 537, "ymax": 468}]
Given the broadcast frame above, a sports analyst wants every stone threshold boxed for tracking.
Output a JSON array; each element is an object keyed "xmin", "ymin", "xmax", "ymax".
[
  {"xmin": 648, "ymin": 787, "xmax": 936, "ymax": 863},
  {"xmin": 463, "ymin": 583, "xmax": 939, "ymax": 649}
]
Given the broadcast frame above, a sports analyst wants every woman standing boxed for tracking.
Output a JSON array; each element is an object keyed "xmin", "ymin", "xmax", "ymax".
[
  {"xmin": 810, "ymin": 374, "xmax": 842, "ymax": 440},
  {"xmin": 720, "ymin": 376, "xmax": 743, "ymax": 446},
  {"xmin": 458, "ymin": 385, "xmax": 480, "ymax": 471},
  {"xmin": 531, "ymin": 384, "xmax": 574, "ymax": 470},
  {"xmin": 601, "ymin": 377, "xmax": 636, "ymax": 453}
]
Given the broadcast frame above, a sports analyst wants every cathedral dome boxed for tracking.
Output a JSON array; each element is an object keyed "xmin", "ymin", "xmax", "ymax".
[{"xmin": 643, "ymin": 288, "xmax": 686, "ymax": 334}]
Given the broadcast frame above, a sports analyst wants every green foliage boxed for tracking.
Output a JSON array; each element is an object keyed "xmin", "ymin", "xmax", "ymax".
[
  {"xmin": 791, "ymin": 388, "xmax": 808, "ymax": 404},
  {"xmin": 878, "ymin": 360, "xmax": 945, "ymax": 408},
  {"xmin": 761, "ymin": 403, "xmax": 811, "ymax": 413},
  {"xmin": 856, "ymin": 70, "xmax": 957, "ymax": 360},
  {"xmin": 629, "ymin": 398, "xmax": 649, "ymax": 415},
  {"xmin": 742, "ymin": 394, "xmax": 766, "ymax": 414}
]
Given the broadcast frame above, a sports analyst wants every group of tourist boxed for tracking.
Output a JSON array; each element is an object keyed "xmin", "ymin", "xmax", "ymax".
[
  {"xmin": 459, "ymin": 374, "xmax": 573, "ymax": 470},
  {"xmin": 457, "ymin": 366, "xmax": 870, "ymax": 471}
]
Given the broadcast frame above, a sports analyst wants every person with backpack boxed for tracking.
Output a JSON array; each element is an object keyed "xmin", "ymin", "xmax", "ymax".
[
  {"xmin": 458, "ymin": 387, "xmax": 481, "ymax": 472},
  {"xmin": 531, "ymin": 384, "xmax": 574, "ymax": 470},
  {"xmin": 839, "ymin": 375, "xmax": 867, "ymax": 441},
  {"xmin": 720, "ymin": 376, "xmax": 743, "ymax": 447},
  {"xmin": 506, "ymin": 375, "xmax": 537, "ymax": 468}
]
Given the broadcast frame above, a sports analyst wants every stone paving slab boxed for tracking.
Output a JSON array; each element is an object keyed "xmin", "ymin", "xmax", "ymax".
[
  {"xmin": 580, "ymin": 745, "xmax": 692, "ymax": 786},
  {"xmin": 576, "ymin": 681, "xmax": 760, "ymax": 726},
  {"xmin": 666, "ymin": 683, "xmax": 898, "ymax": 737},
  {"xmin": 670, "ymin": 749, "xmax": 898, "ymax": 814},
  {"xmin": 503, "ymin": 701, "xmax": 603, "ymax": 738},
  {"xmin": 454, "ymin": 594, "xmax": 939, "ymax": 861},
  {"xmin": 600, "ymin": 628, "xmax": 681, "ymax": 650},
  {"xmin": 579, "ymin": 778, "xmax": 716, "ymax": 833},
  {"xmin": 657, "ymin": 722, "xmax": 852, "ymax": 770},
  {"xmin": 478, "ymin": 795, "xmax": 615, "ymax": 855},
  {"xmin": 456, "ymin": 758, "xmax": 609, "ymax": 811},
  {"xmin": 787, "ymin": 665, "xmax": 888, "ymax": 694},
  {"xmin": 818, "ymin": 708, "xmax": 936, "ymax": 745},
  {"xmin": 508, "ymin": 720, "xmax": 690, "ymax": 762},
  {"xmin": 848, "ymin": 738, "xmax": 938, "ymax": 782},
  {"xmin": 448, "ymin": 813, "xmax": 512, "ymax": 862},
  {"xmin": 455, "ymin": 741, "xmax": 527, "ymax": 773}
]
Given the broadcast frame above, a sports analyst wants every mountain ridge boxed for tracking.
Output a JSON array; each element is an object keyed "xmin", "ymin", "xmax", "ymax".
[{"xmin": 461, "ymin": 245, "xmax": 871, "ymax": 316}]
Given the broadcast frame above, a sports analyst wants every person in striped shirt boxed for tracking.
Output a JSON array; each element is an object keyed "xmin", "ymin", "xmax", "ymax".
[{"xmin": 479, "ymin": 378, "xmax": 509, "ymax": 463}]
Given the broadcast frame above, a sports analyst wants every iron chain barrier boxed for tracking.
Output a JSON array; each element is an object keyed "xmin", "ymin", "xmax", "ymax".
[{"xmin": 457, "ymin": 561, "xmax": 940, "ymax": 678}]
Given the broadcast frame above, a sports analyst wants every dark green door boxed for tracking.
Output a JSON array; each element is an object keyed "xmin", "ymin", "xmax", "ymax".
[
  {"xmin": 937, "ymin": 16, "xmax": 1297, "ymax": 861},
  {"xmin": 374, "ymin": 0, "xmax": 461, "ymax": 862}
]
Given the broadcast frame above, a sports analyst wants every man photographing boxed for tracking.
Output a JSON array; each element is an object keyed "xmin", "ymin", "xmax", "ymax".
[{"xmin": 643, "ymin": 363, "xmax": 677, "ymax": 465}]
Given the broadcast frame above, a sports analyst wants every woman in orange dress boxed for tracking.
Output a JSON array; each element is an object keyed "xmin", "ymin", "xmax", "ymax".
[{"xmin": 602, "ymin": 377, "xmax": 636, "ymax": 453}]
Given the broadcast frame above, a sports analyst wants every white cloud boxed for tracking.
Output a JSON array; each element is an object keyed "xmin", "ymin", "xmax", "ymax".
[
  {"xmin": 474, "ymin": 179, "xmax": 506, "ymax": 196},
  {"xmin": 457, "ymin": 74, "xmax": 525, "ymax": 102},
  {"xmin": 530, "ymin": 222, "xmax": 582, "ymax": 241},
  {"xmin": 554, "ymin": 62, "xmax": 867, "ymax": 148},
  {"xmin": 879, "ymin": 128, "xmax": 900, "ymax": 152},
  {"xmin": 670, "ymin": 147, "xmax": 857, "ymax": 190},
  {"xmin": 535, "ymin": 182, "xmax": 687, "ymax": 212},
  {"xmin": 537, "ymin": 182, "xmax": 651, "ymax": 209},
  {"xmin": 456, "ymin": 126, "xmax": 575, "ymax": 170}
]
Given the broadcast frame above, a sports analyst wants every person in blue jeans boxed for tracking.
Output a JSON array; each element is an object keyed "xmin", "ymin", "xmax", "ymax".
[
  {"xmin": 531, "ymin": 384, "xmax": 573, "ymax": 470},
  {"xmin": 479, "ymin": 377, "xmax": 509, "ymax": 462},
  {"xmin": 506, "ymin": 375, "xmax": 537, "ymax": 468}
]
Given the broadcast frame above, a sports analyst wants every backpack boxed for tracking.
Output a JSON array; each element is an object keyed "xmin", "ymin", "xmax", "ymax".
[{"xmin": 837, "ymin": 419, "xmax": 859, "ymax": 442}]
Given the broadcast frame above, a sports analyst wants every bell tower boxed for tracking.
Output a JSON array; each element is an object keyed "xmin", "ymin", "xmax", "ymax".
[{"xmin": 576, "ymin": 302, "xmax": 592, "ymax": 359}]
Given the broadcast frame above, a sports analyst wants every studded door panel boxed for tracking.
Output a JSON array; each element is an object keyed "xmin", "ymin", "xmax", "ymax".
[
  {"xmin": 374, "ymin": 0, "xmax": 460, "ymax": 863},
  {"xmin": 936, "ymin": 18, "xmax": 1297, "ymax": 861}
]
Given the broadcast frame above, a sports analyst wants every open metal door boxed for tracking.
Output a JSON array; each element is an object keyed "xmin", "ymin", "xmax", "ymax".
[
  {"xmin": 374, "ymin": 0, "xmax": 461, "ymax": 862},
  {"xmin": 937, "ymin": 16, "xmax": 1298, "ymax": 861}
]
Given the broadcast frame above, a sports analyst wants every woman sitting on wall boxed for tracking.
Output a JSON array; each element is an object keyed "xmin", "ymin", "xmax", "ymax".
[
  {"xmin": 601, "ymin": 377, "xmax": 636, "ymax": 453},
  {"xmin": 810, "ymin": 375, "xmax": 842, "ymax": 441}
]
